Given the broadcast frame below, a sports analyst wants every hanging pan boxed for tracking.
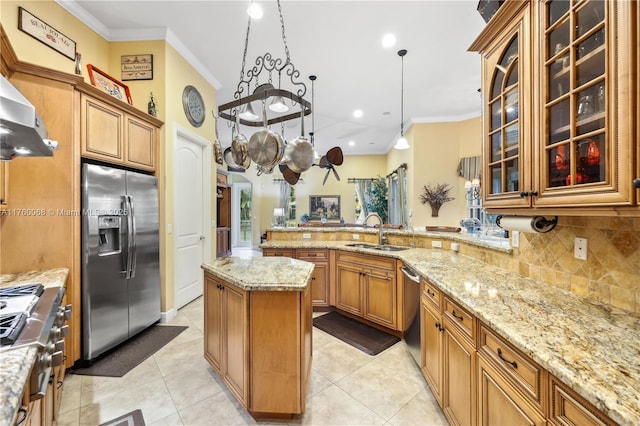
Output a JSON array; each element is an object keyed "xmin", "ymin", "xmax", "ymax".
[
  {"xmin": 248, "ymin": 101, "xmax": 284, "ymax": 167},
  {"xmin": 231, "ymin": 112, "xmax": 251, "ymax": 169},
  {"xmin": 283, "ymin": 107, "xmax": 315, "ymax": 173}
]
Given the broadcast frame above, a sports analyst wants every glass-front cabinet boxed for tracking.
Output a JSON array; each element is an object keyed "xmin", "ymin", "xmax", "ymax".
[{"xmin": 470, "ymin": 0, "xmax": 637, "ymax": 213}]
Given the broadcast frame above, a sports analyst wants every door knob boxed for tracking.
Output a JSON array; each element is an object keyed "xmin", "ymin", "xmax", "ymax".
[
  {"xmin": 200, "ymin": 235, "xmax": 205, "ymax": 240},
  {"xmin": 633, "ymin": 178, "xmax": 640, "ymax": 189}
]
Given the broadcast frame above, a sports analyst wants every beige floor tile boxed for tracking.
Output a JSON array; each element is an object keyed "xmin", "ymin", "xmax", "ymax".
[
  {"xmin": 178, "ymin": 389, "xmax": 258, "ymax": 425},
  {"xmin": 300, "ymin": 384, "xmax": 385, "ymax": 425},
  {"xmin": 56, "ymin": 407, "xmax": 80, "ymax": 426},
  {"xmin": 58, "ymin": 372, "xmax": 82, "ymax": 415},
  {"xmin": 163, "ymin": 363, "xmax": 225, "ymax": 410},
  {"xmin": 386, "ymin": 386, "xmax": 448, "ymax": 426},
  {"xmin": 311, "ymin": 327, "xmax": 335, "ymax": 350},
  {"xmin": 368, "ymin": 342, "xmax": 426, "ymax": 386},
  {"xmin": 79, "ymin": 376, "xmax": 176, "ymax": 425},
  {"xmin": 306, "ymin": 368, "xmax": 333, "ymax": 399},
  {"xmin": 153, "ymin": 337, "xmax": 210, "ymax": 377},
  {"xmin": 336, "ymin": 360, "xmax": 426, "ymax": 420},
  {"xmin": 148, "ymin": 411, "xmax": 185, "ymax": 426},
  {"xmin": 312, "ymin": 340, "xmax": 374, "ymax": 383}
]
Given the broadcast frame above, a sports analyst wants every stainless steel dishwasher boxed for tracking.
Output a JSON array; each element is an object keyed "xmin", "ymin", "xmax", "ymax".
[{"xmin": 401, "ymin": 265, "xmax": 422, "ymax": 365}]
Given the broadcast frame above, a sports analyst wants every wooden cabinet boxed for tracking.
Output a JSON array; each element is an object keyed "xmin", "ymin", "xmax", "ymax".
[
  {"xmin": 297, "ymin": 248, "xmax": 330, "ymax": 307},
  {"xmin": 216, "ymin": 171, "xmax": 231, "ymax": 258},
  {"xmin": 204, "ymin": 270, "xmax": 312, "ymax": 416},
  {"xmin": 80, "ymin": 94, "xmax": 157, "ymax": 171},
  {"xmin": 441, "ymin": 296, "xmax": 477, "ymax": 426},
  {"xmin": 204, "ymin": 273, "xmax": 249, "ymax": 405},
  {"xmin": 335, "ymin": 251, "xmax": 397, "ymax": 329},
  {"xmin": 262, "ymin": 248, "xmax": 294, "ymax": 257},
  {"xmin": 0, "ymin": 161, "xmax": 7, "ymax": 208},
  {"xmin": 477, "ymin": 325, "xmax": 547, "ymax": 425},
  {"xmin": 470, "ymin": 0, "xmax": 638, "ymax": 214},
  {"xmin": 549, "ymin": 375, "xmax": 616, "ymax": 426},
  {"xmin": 477, "ymin": 355, "xmax": 545, "ymax": 426},
  {"xmin": 420, "ymin": 282, "xmax": 443, "ymax": 405}
]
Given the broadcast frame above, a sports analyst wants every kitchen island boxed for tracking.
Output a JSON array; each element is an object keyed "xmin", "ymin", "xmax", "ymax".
[
  {"xmin": 0, "ymin": 268, "xmax": 69, "ymax": 426},
  {"xmin": 201, "ymin": 257, "xmax": 314, "ymax": 419}
]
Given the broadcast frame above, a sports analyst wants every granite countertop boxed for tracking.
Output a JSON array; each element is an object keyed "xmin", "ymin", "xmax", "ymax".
[
  {"xmin": 0, "ymin": 268, "xmax": 69, "ymax": 426},
  {"xmin": 202, "ymin": 257, "xmax": 314, "ymax": 291},
  {"xmin": 260, "ymin": 240, "xmax": 640, "ymax": 425}
]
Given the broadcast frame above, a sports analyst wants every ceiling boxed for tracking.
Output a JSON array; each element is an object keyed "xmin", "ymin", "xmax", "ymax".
[{"xmin": 59, "ymin": 0, "xmax": 487, "ymax": 156}]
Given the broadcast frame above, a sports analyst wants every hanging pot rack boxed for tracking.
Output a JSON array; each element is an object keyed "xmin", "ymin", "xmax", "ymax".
[{"xmin": 217, "ymin": 0, "xmax": 311, "ymax": 128}]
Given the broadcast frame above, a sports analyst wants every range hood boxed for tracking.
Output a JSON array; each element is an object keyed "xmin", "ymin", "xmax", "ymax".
[{"xmin": 1, "ymin": 75, "xmax": 57, "ymax": 161}]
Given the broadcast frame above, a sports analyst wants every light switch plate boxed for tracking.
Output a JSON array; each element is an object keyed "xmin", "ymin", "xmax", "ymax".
[
  {"xmin": 302, "ymin": 233, "xmax": 311, "ymax": 239},
  {"xmin": 574, "ymin": 237, "xmax": 587, "ymax": 260},
  {"xmin": 352, "ymin": 234, "xmax": 360, "ymax": 240},
  {"xmin": 512, "ymin": 231, "xmax": 520, "ymax": 248},
  {"xmin": 432, "ymin": 241, "xmax": 443, "ymax": 248}
]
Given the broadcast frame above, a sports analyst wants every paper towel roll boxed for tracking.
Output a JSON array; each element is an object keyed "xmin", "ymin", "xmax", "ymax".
[{"xmin": 496, "ymin": 216, "xmax": 557, "ymax": 233}]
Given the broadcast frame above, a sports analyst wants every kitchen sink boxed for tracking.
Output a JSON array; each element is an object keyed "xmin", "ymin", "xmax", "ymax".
[
  {"xmin": 345, "ymin": 243, "xmax": 379, "ymax": 249},
  {"xmin": 373, "ymin": 245, "xmax": 409, "ymax": 252}
]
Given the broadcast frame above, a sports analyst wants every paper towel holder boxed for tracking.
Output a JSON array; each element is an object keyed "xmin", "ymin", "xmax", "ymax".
[{"xmin": 496, "ymin": 215, "xmax": 558, "ymax": 233}]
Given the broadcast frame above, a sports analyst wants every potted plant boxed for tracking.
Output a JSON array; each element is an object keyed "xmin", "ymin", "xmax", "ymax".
[
  {"xmin": 419, "ymin": 183, "xmax": 455, "ymax": 217},
  {"xmin": 366, "ymin": 176, "xmax": 388, "ymax": 223}
]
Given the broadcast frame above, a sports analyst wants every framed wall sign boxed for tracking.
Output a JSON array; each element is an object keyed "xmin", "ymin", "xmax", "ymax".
[
  {"xmin": 18, "ymin": 7, "xmax": 76, "ymax": 60},
  {"xmin": 87, "ymin": 65, "xmax": 133, "ymax": 105},
  {"xmin": 309, "ymin": 195, "xmax": 341, "ymax": 220},
  {"xmin": 121, "ymin": 54, "xmax": 153, "ymax": 81}
]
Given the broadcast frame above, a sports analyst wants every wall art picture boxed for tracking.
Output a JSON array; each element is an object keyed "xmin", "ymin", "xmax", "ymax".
[
  {"xmin": 18, "ymin": 7, "xmax": 76, "ymax": 60},
  {"xmin": 87, "ymin": 65, "xmax": 133, "ymax": 105},
  {"xmin": 121, "ymin": 54, "xmax": 153, "ymax": 81},
  {"xmin": 309, "ymin": 195, "xmax": 341, "ymax": 220}
]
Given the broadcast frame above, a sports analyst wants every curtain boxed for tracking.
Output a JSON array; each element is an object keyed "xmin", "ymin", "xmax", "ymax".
[
  {"xmin": 355, "ymin": 180, "xmax": 370, "ymax": 223},
  {"xmin": 457, "ymin": 156, "xmax": 481, "ymax": 181},
  {"xmin": 388, "ymin": 175, "xmax": 396, "ymax": 224},
  {"xmin": 397, "ymin": 166, "xmax": 408, "ymax": 228},
  {"xmin": 279, "ymin": 180, "xmax": 290, "ymax": 217}
]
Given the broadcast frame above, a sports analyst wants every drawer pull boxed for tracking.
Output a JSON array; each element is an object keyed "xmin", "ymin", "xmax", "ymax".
[
  {"xmin": 435, "ymin": 322, "xmax": 444, "ymax": 332},
  {"xmin": 426, "ymin": 289, "xmax": 435, "ymax": 297},
  {"xmin": 307, "ymin": 253, "xmax": 317, "ymax": 257},
  {"xmin": 451, "ymin": 310, "xmax": 464, "ymax": 321},
  {"xmin": 497, "ymin": 348, "xmax": 518, "ymax": 368}
]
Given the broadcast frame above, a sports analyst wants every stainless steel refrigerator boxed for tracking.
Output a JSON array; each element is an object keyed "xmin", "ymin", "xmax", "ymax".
[{"xmin": 81, "ymin": 163, "xmax": 161, "ymax": 361}]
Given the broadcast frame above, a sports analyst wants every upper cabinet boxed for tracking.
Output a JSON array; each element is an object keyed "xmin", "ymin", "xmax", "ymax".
[
  {"xmin": 470, "ymin": 0, "xmax": 638, "ymax": 215},
  {"xmin": 80, "ymin": 93, "xmax": 160, "ymax": 172}
]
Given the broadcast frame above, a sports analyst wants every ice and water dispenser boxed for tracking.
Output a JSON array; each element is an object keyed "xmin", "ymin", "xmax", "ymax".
[{"xmin": 97, "ymin": 215, "xmax": 122, "ymax": 255}]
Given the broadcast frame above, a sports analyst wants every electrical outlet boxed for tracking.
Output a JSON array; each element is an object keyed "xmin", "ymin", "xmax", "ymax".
[
  {"xmin": 451, "ymin": 243, "xmax": 460, "ymax": 252},
  {"xmin": 352, "ymin": 234, "xmax": 360, "ymax": 240},
  {"xmin": 302, "ymin": 233, "xmax": 311, "ymax": 239},
  {"xmin": 432, "ymin": 240, "xmax": 443, "ymax": 248},
  {"xmin": 574, "ymin": 237, "xmax": 588, "ymax": 260},
  {"xmin": 512, "ymin": 231, "xmax": 520, "ymax": 248}
]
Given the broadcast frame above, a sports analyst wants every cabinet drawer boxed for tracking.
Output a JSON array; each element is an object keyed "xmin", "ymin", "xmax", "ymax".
[
  {"xmin": 422, "ymin": 279, "xmax": 441, "ymax": 312},
  {"xmin": 479, "ymin": 325, "xmax": 546, "ymax": 411},
  {"xmin": 549, "ymin": 375, "xmax": 615, "ymax": 426},
  {"xmin": 296, "ymin": 248, "xmax": 328, "ymax": 260},
  {"xmin": 262, "ymin": 248, "xmax": 294, "ymax": 257},
  {"xmin": 336, "ymin": 251, "xmax": 395, "ymax": 271},
  {"xmin": 443, "ymin": 297, "xmax": 475, "ymax": 346}
]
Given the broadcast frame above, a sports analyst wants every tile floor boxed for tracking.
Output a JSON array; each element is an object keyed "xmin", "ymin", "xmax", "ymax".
[{"xmin": 57, "ymin": 246, "xmax": 448, "ymax": 425}]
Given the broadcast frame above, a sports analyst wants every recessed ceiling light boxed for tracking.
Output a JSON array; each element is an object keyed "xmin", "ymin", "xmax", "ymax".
[
  {"xmin": 348, "ymin": 141, "xmax": 356, "ymax": 147},
  {"xmin": 382, "ymin": 111, "xmax": 391, "ymax": 115},
  {"xmin": 382, "ymin": 33, "xmax": 396, "ymax": 48},
  {"xmin": 247, "ymin": 2, "xmax": 263, "ymax": 19},
  {"xmin": 353, "ymin": 109, "xmax": 363, "ymax": 118}
]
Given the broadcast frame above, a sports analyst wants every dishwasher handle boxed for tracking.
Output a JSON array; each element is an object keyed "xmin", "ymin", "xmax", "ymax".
[{"xmin": 401, "ymin": 266, "xmax": 421, "ymax": 283}]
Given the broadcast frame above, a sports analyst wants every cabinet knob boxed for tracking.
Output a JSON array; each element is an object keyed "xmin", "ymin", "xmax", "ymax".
[{"xmin": 633, "ymin": 178, "xmax": 640, "ymax": 189}]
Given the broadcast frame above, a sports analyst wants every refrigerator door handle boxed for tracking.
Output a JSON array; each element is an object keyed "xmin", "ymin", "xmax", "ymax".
[
  {"xmin": 128, "ymin": 195, "xmax": 138, "ymax": 279},
  {"xmin": 121, "ymin": 195, "xmax": 134, "ymax": 279}
]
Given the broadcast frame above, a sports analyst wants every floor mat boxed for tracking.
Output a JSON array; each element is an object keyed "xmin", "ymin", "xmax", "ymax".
[
  {"xmin": 313, "ymin": 311, "xmax": 400, "ymax": 356},
  {"xmin": 72, "ymin": 325, "xmax": 187, "ymax": 377},
  {"xmin": 99, "ymin": 409, "xmax": 145, "ymax": 426}
]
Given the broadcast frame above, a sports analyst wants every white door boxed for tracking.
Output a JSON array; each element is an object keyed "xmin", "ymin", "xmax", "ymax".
[
  {"xmin": 232, "ymin": 182, "xmax": 252, "ymax": 248},
  {"xmin": 174, "ymin": 125, "xmax": 211, "ymax": 309}
]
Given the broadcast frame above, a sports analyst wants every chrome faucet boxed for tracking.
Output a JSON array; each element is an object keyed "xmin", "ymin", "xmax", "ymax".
[{"xmin": 365, "ymin": 212, "xmax": 387, "ymax": 245}]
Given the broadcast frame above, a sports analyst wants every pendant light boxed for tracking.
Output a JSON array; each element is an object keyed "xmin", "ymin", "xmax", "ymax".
[
  {"xmin": 394, "ymin": 49, "xmax": 410, "ymax": 150},
  {"xmin": 239, "ymin": 102, "xmax": 259, "ymax": 121}
]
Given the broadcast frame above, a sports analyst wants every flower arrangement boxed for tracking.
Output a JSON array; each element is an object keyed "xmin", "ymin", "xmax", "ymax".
[{"xmin": 419, "ymin": 183, "xmax": 455, "ymax": 217}]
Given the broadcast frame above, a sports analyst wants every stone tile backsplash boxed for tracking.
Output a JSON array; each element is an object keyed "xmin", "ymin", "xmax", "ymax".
[{"xmin": 477, "ymin": 216, "xmax": 640, "ymax": 315}]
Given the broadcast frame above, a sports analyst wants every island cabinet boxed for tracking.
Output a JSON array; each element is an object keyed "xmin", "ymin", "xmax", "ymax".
[
  {"xmin": 549, "ymin": 374, "xmax": 617, "ymax": 426},
  {"xmin": 216, "ymin": 171, "xmax": 231, "ymax": 258},
  {"xmin": 469, "ymin": 0, "xmax": 638, "ymax": 214},
  {"xmin": 335, "ymin": 251, "xmax": 397, "ymax": 330},
  {"xmin": 203, "ymin": 269, "xmax": 312, "ymax": 417},
  {"xmin": 80, "ymin": 93, "xmax": 158, "ymax": 172}
]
